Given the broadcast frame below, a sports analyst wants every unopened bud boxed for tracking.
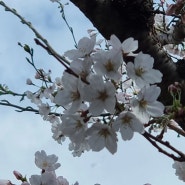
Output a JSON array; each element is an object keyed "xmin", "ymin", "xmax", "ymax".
[
  {"xmin": 13, "ymin": 170, "xmax": 23, "ymax": 180},
  {"xmin": 35, "ymin": 72, "xmax": 41, "ymax": 79},
  {"xmin": 26, "ymin": 78, "xmax": 33, "ymax": 85},
  {"xmin": 168, "ymin": 82, "xmax": 181, "ymax": 95}
]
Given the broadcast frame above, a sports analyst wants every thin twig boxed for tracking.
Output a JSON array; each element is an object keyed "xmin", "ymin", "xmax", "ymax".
[
  {"xmin": 143, "ymin": 131, "xmax": 185, "ymax": 161},
  {"xmin": 0, "ymin": 100, "xmax": 61, "ymax": 116},
  {"xmin": 0, "ymin": 1, "xmax": 70, "ymax": 65},
  {"xmin": 168, "ymin": 120, "xmax": 185, "ymax": 137}
]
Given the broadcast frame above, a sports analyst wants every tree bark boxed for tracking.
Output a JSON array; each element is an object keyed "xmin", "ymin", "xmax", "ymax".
[{"xmin": 69, "ymin": 0, "xmax": 185, "ymax": 107}]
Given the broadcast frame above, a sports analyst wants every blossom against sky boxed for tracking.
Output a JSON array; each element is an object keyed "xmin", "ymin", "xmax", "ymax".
[{"xmin": 0, "ymin": 1, "xmax": 185, "ymax": 185}]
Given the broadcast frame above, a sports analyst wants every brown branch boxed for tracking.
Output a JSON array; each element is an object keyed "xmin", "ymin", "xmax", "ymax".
[
  {"xmin": 0, "ymin": 100, "xmax": 61, "ymax": 116},
  {"xmin": 34, "ymin": 39, "xmax": 89, "ymax": 84},
  {"xmin": 69, "ymin": 0, "xmax": 185, "ymax": 106},
  {"xmin": 168, "ymin": 120, "xmax": 185, "ymax": 137},
  {"xmin": 143, "ymin": 131, "xmax": 185, "ymax": 161}
]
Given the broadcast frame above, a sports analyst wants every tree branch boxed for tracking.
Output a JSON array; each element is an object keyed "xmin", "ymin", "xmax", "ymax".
[
  {"xmin": 0, "ymin": 100, "xmax": 61, "ymax": 116},
  {"xmin": 69, "ymin": 0, "xmax": 185, "ymax": 107},
  {"xmin": 143, "ymin": 131, "xmax": 185, "ymax": 161}
]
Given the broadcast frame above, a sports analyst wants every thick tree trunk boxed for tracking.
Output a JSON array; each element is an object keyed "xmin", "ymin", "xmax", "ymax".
[{"xmin": 70, "ymin": 0, "xmax": 185, "ymax": 107}]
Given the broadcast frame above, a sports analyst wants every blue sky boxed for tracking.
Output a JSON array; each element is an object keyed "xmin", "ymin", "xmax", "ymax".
[{"xmin": 0, "ymin": 0, "xmax": 185, "ymax": 185}]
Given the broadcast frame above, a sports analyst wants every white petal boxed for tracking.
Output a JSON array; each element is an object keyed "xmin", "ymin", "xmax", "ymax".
[
  {"xmin": 143, "ymin": 86, "xmax": 161, "ymax": 102},
  {"xmin": 64, "ymin": 49, "xmax": 84, "ymax": 60},
  {"xmin": 122, "ymin": 37, "xmax": 138, "ymax": 53},
  {"xmin": 88, "ymin": 134, "xmax": 105, "ymax": 152},
  {"xmin": 89, "ymin": 100, "xmax": 104, "ymax": 116},
  {"xmin": 146, "ymin": 101, "xmax": 164, "ymax": 117},
  {"xmin": 120, "ymin": 125, "xmax": 134, "ymax": 140},
  {"xmin": 142, "ymin": 70, "xmax": 162, "ymax": 84},
  {"xmin": 109, "ymin": 34, "xmax": 122, "ymax": 50},
  {"xmin": 105, "ymin": 134, "xmax": 117, "ymax": 154}
]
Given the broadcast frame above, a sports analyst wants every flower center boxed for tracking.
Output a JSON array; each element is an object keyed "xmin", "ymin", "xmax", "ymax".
[
  {"xmin": 42, "ymin": 161, "xmax": 48, "ymax": 168},
  {"xmin": 98, "ymin": 90, "xmax": 108, "ymax": 101},
  {"xmin": 139, "ymin": 99, "xmax": 147, "ymax": 108},
  {"xmin": 71, "ymin": 90, "xmax": 80, "ymax": 101},
  {"xmin": 105, "ymin": 60, "xmax": 114, "ymax": 72},
  {"xmin": 122, "ymin": 115, "xmax": 132, "ymax": 124},
  {"xmin": 75, "ymin": 120, "xmax": 83, "ymax": 129},
  {"xmin": 99, "ymin": 128, "xmax": 110, "ymax": 138},
  {"xmin": 135, "ymin": 67, "xmax": 145, "ymax": 77}
]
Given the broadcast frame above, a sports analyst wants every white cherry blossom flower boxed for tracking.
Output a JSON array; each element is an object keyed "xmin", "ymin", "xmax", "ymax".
[
  {"xmin": 126, "ymin": 52, "xmax": 163, "ymax": 88},
  {"xmin": 44, "ymin": 114, "xmax": 60, "ymax": 124},
  {"xmin": 84, "ymin": 75, "xmax": 116, "ymax": 116},
  {"xmin": 69, "ymin": 140, "xmax": 90, "ymax": 157},
  {"xmin": 61, "ymin": 114, "xmax": 87, "ymax": 144},
  {"xmin": 57, "ymin": 176, "xmax": 69, "ymax": 185},
  {"xmin": 173, "ymin": 161, "xmax": 185, "ymax": 182},
  {"xmin": 131, "ymin": 85, "xmax": 164, "ymax": 123},
  {"xmin": 93, "ymin": 49, "xmax": 123, "ymax": 81},
  {"xmin": 43, "ymin": 84, "xmax": 55, "ymax": 99},
  {"xmin": 86, "ymin": 123, "xmax": 118, "ymax": 154},
  {"xmin": 38, "ymin": 103, "xmax": 50, "ymax": 117},
  {"xmin": 35, "ymin": 150, "xmax": 61, "ymax": 171},
  {"xmin": 29, "ymin": 172, "xmax": 57, "ymax": 185},
  {"xmin": 64, "ymin": 36, "xmax": 96, "ymax": 60},
  {"xmin": 51, "ymin": 122, "xmax": 65, "ymax": 144},
  {"xmin": 109, "ymin": 34, "xmax": 138, "ymax": 56},
  {"xmin": 54, "ymin": 72, "xmax": 84, "ymax": 113},
  {"xmin": 26, "ymin": 91, "xmax": 42, "ymax": 105},
  {"xmin": 113, "ymin": 111, "xmax": 144, "ymax": 140},
  {"xmin": 70, "ymin": 58, "xmax": 93, "ymax": 80}
]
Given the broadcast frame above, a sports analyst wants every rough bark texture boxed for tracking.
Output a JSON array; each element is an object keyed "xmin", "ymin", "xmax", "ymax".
[{"xmin": 70, "ymin": 0, "xmax": 185, "ymax": 106}]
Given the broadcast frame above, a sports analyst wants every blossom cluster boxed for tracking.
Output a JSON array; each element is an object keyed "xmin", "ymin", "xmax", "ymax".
[
  {"xmin": 25, "ymin": 33, "xmax": 164, "ymax": 156},
  {"xmin": 0, "ymin": 150, "xmax": 85, "ymax": 185}
]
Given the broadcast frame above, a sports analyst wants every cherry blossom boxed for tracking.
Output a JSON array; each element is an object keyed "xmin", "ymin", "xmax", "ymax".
[
  {"xmin": 131, "ymin": 85, "xmax": 164, "ymax": 123},
  {"xmin": 126, "ymin": 52, "xmax": 163, "ymax": 88},
  {"xmin": 54, "ymin": 72, "xmax": 84, "ymax": 113},
  {"xmin": 38, "ymin": 103, "xmax": 50, "ymax": 118},
  {"xmin": 29, "ymin": 172, "xmax": 57, "ymax": 185},
  {"xmin": 93, "ymin": 49, "xmax": 123, "ymax": 81},
  {"xmin": 84, "ymin": 75, "xmax": 116, "ymax": 116},
  {"xmin": 70, "ymin": 58, "xmax": 93, "ymax": 80},
  {"xmin": 109, "ymin": 34, "xmax": 138, "ymax": 56},
  {"xmin": 68, "ymin": 141, "xmax": 90, "ymax": 157},
  {"xmin": 51, "ymin": 121, "xmax": 66, "ymax": 144},
  {"xmin": 64, "ymin": 36, "xmax": 96, "ymax": 60},
  {"xmin": 86, "ymin": 122, "xmax": 118, "ymax": 154},
  {"xmin": 113, "ymin": 111, "xmax": 144, "ymax": 140},
  {"xmin": 35, "ymin": 150, "xmax": 61, "ymax": 171},
  {"xmin": 61, "ymin": 114, "xmax": 87, "ymax": 144},
  {"xmin": 26, "ymin": 91, "xmax": 42, "ymax": 105},
  {"xmin": 57, "ymin": 176, "xmax": 69, "ymax": 185},
  {"xmin": 173, "ymin": 161, "xmax": 185, "ymax": 182}
]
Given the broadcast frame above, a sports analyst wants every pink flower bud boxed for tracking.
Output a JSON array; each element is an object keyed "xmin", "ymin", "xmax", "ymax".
[
  {"xmin": 13, "ymin": 170, "xmax": 23, "ymax": 180},
  {"xmin": 35, "ymin": 72, "xmax": 41, "ymax": 79},
  {"xmin": 26, "ymin": 78, "xmax": 33, "ymax": 85}
]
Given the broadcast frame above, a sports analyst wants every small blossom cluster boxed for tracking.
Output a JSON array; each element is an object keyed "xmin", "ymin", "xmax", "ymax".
[
  {"xmin": 25, "ymin": 33, "xmax": 164, "ymax": 156},
  {"xmin": 173, "ymin": 161, "xmax": 185, "ymax": 182},
  {"xmin": 0, "ymin": 150, "xmax": 83, "ymax": 185}
]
